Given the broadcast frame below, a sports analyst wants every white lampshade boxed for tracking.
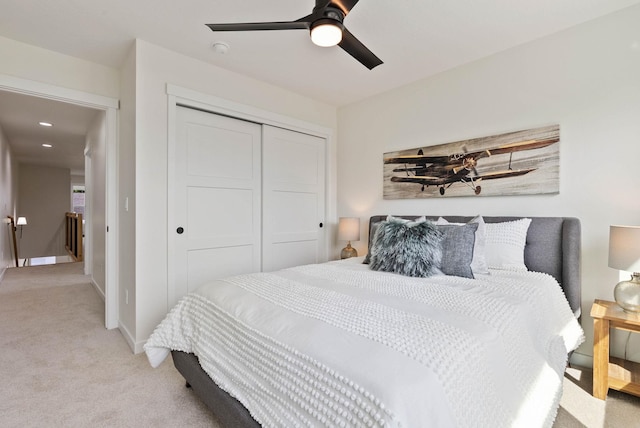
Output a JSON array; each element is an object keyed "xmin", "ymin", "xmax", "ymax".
[
  {"xmin": 338, "ymin": 217, "xmax": 360, "ymax": 242},
  {"xmin": 608, "ymin": 225, "xmax": 640, "ymax": 272},
  {"xmin": 310, "ymin": 21, "xmax": 343, "ymax": 47},
  {"xmin": 16, "ymin": 217, "xmax": 27, "ymax": 226}
]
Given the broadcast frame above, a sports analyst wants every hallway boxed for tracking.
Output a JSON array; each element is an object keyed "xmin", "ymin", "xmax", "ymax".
[{"xmin": 0, "ymin": 262, "xmax": 217, "ymax": 427}]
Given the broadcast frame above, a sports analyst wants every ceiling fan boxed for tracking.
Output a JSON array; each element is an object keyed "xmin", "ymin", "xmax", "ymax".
[{"xmin": 205, "ymin": 0, "xmax": 383, "ymax": 70}]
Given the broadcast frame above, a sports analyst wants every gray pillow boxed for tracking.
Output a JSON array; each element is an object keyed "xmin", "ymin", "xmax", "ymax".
[
  {"xmin": 363, "ymin": 216, "xmax": 426, "ymax": 264},
  {"xmin": 363, "ymin": 221, "xmax": 381, "ymax": 264},
  {"xmin": 369, "ymin": 217, "xmax": 443, "ymax": 277},
  {"xmin": 436, "ymin": 223, "xmax": 478, "ymax": 279},
  {"xmin": 436, "ymin": 216, "xmax": 488, "ymax": 275}
]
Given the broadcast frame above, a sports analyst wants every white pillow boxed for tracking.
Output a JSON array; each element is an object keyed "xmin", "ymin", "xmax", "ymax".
[
  {"xmin": 436, "ymin": 216, "xmax": 489, "ymax": 275},
  {"xmin": 387, "ymin": 215, "xmax": 426, "ymax": 224},
  {"xmin": 483, "ymin": 218, "xmax": 532, "ymax": 271}
]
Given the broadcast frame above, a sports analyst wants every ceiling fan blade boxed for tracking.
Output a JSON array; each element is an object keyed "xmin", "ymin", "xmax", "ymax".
[
  {"xmin": 295, "ymin": 14, "xmax": 316, "ymax": 23},
  {"xmin": 206, "ymin": 21, "xmax": 310, "ymax": 32},
  {"xmin": 315, "ymin": 0, "xmax": 332, "ymax": 8},
  {"xmin": 338, "ymin": 27, "xmax": 382, "ymax": 70},
  {"xmin": 331, "ymin": 0, "xmax": 360, "ymax": 15}
]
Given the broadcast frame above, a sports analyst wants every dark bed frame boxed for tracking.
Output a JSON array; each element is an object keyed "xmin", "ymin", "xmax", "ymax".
[{"xmin": 171, "ymin": 215, "xmax": 581, "ymax": 427}]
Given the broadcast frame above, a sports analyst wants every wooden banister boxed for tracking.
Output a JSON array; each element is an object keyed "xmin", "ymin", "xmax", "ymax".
[
  {"xmin": 65, "ymin": 212, "xmax": 83, "ymax": 262},
  {"xmin": 7, "ymin": 216, "xmax": 18, "ymax": 267}
]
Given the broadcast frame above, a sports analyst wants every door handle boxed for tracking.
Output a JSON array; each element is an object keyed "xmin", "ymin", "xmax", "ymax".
[
  {"xmin": 177, "ymin": 227, "xmax": 184, "ymax": 234},
  {"xmin": 319, "ymin": 223, "xmax": 323, "ymax": 228}
]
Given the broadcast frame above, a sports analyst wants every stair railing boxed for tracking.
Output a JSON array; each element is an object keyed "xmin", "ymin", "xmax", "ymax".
[{"xmin": 65, "ymin": 212, "xmax": 83, "ymax": 261}]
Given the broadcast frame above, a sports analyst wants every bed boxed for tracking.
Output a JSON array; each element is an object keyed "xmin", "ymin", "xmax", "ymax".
[{"xmin": 145, "ymin": 215, "xmax": 584, "ymax": 427}]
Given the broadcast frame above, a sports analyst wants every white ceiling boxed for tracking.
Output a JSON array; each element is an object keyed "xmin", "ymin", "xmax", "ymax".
[
  {"xmin": 1, "ymin": 0, "xmax": 639, "ymax": 171},
  {"xmin": 0, "ymin": 90, "xmax": 99, "ymax": 174}
]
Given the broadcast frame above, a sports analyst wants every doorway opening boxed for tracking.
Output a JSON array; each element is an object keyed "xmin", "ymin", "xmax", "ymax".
[{"xmin": 0, "ymin": 74, "xmax": 119, "ymax": 329}]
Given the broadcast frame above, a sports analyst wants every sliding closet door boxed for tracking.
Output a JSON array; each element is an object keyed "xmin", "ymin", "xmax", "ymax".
[
  {"xmin": 262, "ymin": 125, "xmax": 326, "ymax": 272},
  {"xmin": 170, "ymin": 106, "xmax": 261, "ymax": 307}
]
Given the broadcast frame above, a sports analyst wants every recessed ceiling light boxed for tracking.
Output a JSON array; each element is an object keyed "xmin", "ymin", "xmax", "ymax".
[
  {"xmin": 39, "ymin": 122, "xmax": 53, "ymax": 127},
  {"xmin": 42, "ymin": 143, "xmax": 53, "ymax": 148}
]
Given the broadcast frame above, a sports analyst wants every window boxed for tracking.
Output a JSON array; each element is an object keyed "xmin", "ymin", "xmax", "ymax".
[{"xmin": 72, "ymin": 185, "xmax": 85, "ymax": 214}]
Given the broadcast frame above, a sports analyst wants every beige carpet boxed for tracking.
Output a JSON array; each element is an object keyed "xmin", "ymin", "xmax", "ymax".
[
  {"xmin": 0, "ymin": 263, "xmax": 219, "ymax": 427},
  {"xmin": 1, "ymin": 263, "xmax": 639, "ymax": 427},
  {"xmin": 556, "ymin": 365, "xmax": 640, "ymax": 427}
]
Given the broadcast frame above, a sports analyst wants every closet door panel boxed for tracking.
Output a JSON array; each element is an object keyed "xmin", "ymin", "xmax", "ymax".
[
  {"xmin": 187, "ymin": 187, "xmax": 255, "ymax": 249},
  {"xmin": 186, "ymin": 124, "xmax": 255, "ymax": 180},
  {"xmin": 268, "ymin": 190, "xmax": 317, "ymax": 240},
  {"xmin": 263, "ymin": 136, "xmax": 321, "ymax": 185},
  {"xmin": 187, "ymin": 246, "xmax": 254, "ymax": 294},
  {"xmin": 262, "ymin": 126, "xmax": 326, "ymax": 272},
  {"xmin": 170, "ymin": 106, "xmax": 261, "ymax": 307},
  {"xmin": 265, "ymin": 241, "xmax": 320, "ymax": 272}
]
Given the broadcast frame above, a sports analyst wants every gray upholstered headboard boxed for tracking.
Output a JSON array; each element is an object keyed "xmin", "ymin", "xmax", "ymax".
[{"xmin": 367, "ymin": 216, "xmax": 582, "ymax": 318}]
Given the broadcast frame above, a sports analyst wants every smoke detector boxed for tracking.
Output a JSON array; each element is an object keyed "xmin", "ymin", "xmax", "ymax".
[{"xmin": 212, "ymin": 42, "xmax": 230, "ymax": 54}]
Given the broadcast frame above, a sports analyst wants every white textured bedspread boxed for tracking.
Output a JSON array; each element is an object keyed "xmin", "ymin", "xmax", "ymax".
[{"xmin": 145, "ymin": 258, "xmax": 584, "ymax": 427}]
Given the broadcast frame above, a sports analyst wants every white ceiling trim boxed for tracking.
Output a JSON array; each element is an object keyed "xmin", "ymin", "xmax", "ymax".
[
  {"xmin": 167, "ymin": 83, "xmax": 332, "ymax": 139},
  {"xmin": 0, "ymin": 74, "xmax": 119, "ymax": 110}
]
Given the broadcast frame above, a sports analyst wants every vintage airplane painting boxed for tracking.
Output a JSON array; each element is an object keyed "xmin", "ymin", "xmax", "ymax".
[{"xmin": 383, "ymin": 125, "xmax": 559, "ymax": 199}]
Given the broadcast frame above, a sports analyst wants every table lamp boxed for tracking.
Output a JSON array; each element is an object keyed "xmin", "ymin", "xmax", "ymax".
[
  {"xmin": 338, "ymin": 217, "xmax": 360, "ymax": 259},
  {"xmin": 608, "ymin": 225, "xmax": 640, "ymax": 312}
]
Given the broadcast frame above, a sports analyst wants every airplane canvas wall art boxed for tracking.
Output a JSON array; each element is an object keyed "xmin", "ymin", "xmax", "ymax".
[{"xmin": 383, "ymin": 125, "xmax": 559, "ymax": 199}]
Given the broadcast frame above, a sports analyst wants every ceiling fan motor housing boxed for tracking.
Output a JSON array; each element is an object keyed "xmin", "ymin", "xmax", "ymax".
[
  {"xmin": 316, "ymin": 7, "xmax": 345, "ymax": 23},
  {"xmin": 310, "ymin": 7, "xmax": 345, "ymax": 30}
]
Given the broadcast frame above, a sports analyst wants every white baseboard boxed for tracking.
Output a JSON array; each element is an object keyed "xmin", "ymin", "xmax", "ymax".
[
  {"xmin": 118, "ymin": 321, "xmax": 136, "ymax": 352},
  {"xmin": 118, "ymin": 321, "xmax": 146, "ymax": 354},
  {"xmin": 569, "ymin": 351, "xmax": 593, "ymax": 369},
  {"xmin": 91, "ymin": 278, "xmax": 105, "ymax": 301},
  {"xmin": 134, "ymin": 340, "xmax": 146, "ymax": 354}
]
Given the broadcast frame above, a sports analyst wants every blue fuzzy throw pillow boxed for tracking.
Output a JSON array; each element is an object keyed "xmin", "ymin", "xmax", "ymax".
[{"xmin": 369, "ymin": 216, "xmax": 443, "ymax": 277}]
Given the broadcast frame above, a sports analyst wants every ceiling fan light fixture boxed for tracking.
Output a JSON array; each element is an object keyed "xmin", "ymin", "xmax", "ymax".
[{"xmin": 310, "ymin": 19, "xmax": 343, "ymax": 47}]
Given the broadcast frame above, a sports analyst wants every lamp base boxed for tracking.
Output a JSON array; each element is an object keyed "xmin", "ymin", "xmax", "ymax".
[
  {"xmin": 614, "ymin": 272, "xmax": 640, "ymax": 313},
  {"xmin": 340, "ymin": 242, "xmax": 358, "ymax": 259}
]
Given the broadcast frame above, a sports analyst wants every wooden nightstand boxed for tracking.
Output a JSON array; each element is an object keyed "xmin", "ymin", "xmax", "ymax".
[{"xmin": 590, "ymin": 299, "xmax": 640, "ymax": 399}]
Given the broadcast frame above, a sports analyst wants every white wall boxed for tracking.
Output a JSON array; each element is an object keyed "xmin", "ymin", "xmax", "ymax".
[
  {"xmin": 130, "ymin": 40, "xmax": 338, "ymax": 350},
  {"xmin": 0, "ymin": 36, "xmax": 119, "ymax": 99},
  {"xmin": 118, "ymin": 44, "xmax": 137, "ymax": 344},
  {"xmin": 86, "ymin": 112, "xmax": 107, "ymax": 296},
  {"xmin": 337, "ymin": 6, "xmax": 640, "ymax": 363},
  {"xmin": 17, "ymin": 164, "xmax": 71, "ymax": 258},
  {"xmin": 0, "ymin": 124, "xmax": 18, "ymax": 274},
  {"xmin": 69, "ymin": 174, "xmax": 84, "ymax": 186}
]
